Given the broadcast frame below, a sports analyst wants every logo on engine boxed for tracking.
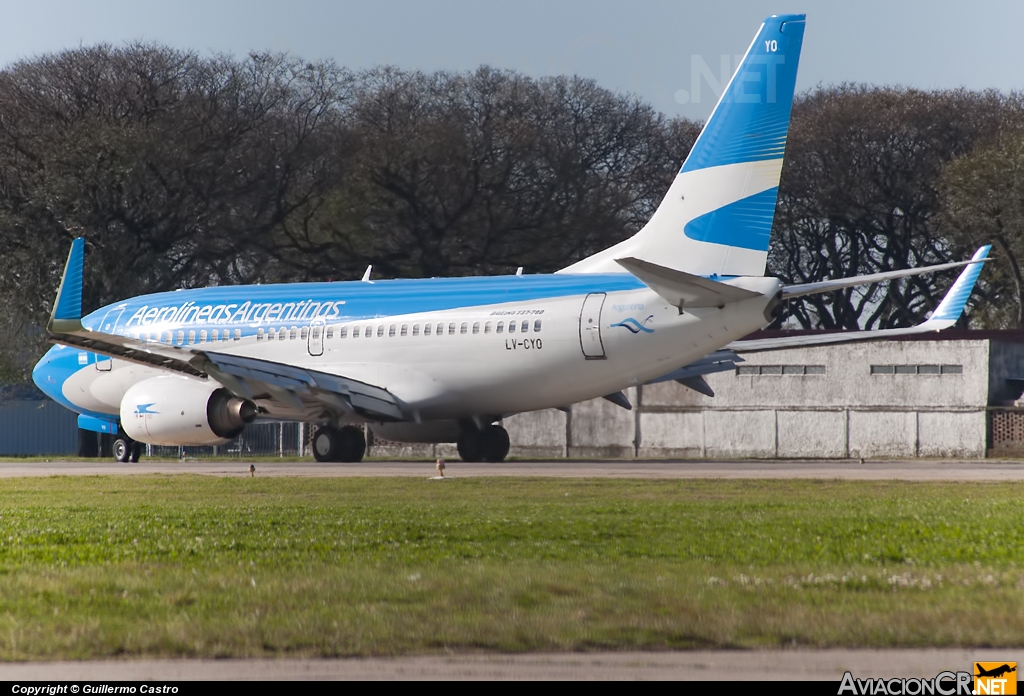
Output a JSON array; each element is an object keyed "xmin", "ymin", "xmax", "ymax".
[
  {"xmin": 611, "ymin": 315, "xmax": 655, "ymax": 334},
  {"xmin": 135, "ymin": 403, "xmax": 158, "ymax": 415}
]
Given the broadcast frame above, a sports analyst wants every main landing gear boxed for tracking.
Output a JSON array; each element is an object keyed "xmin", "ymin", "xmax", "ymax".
[
  {"xmin": 312, "ymin": 425, "xmax": 367, "ymax": 462},
  {"xmin": 457, "ymin": 424, "xmax": 510, "ymax": 463}
]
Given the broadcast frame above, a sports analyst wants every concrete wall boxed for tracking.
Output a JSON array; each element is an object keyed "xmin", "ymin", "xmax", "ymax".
[{"xmin": 496, "ymin": 338, "xmax": 997, "ymax": 460}]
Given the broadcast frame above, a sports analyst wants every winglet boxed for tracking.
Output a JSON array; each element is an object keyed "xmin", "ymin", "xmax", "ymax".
[
  {"xmin": 925, "ymin": 245, "xmax": 991, "ymax": 328},
  {"xmin": 48, "ymin": 238, "xmax": 85, "ymax": 334}
]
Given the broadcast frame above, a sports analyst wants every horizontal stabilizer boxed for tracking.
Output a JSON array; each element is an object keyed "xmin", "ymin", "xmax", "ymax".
[{"xmin": 615, "ymin": 257, "xmax": 761, "ymax": 309}]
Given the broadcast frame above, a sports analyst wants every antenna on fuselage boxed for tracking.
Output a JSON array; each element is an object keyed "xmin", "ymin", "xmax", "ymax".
[
  {"xmin": 516, "ymin": 267, "xmax": 523, "ymax": 276},
  {"xmin": 361, "ymin": 265, "xmax": 373, "ymax": 283}
]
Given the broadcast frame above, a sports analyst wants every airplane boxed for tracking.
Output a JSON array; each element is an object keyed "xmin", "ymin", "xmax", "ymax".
[
  {"xmin": 975, "ymin": 664, "xmax": 1016, "ymax": 679},
  {"xmin": 32, "ymin": 14, "xmax": 990, "ymax": 464}
]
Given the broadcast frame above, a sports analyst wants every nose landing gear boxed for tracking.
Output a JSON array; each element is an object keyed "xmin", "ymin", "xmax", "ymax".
[{"xmin": 112, "ymin": 434, "xmax": 143, "ymax": 463}]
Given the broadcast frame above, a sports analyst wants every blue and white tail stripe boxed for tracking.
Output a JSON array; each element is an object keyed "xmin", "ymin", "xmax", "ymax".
[
  {"xmin": 680, "ymin": 15, "xmax": 805, "ymax": 173},
  {"xmin": 929, "ymin": 245, "xmax": 991, "ymax": 325},
  {"xmin": 561, "ymin": 14, "xmax": 805, "ymax": 278}
]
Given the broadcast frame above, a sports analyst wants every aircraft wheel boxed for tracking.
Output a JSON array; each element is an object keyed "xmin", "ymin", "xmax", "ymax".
[
  {"xmin": 337, "ymin": 426, "xmax": 366, "ymax": 463},
  {"xmin": 482, "ymin": 425, "xmax": 510, "ymax": 462},
  {"xmin": 129, "ymin": 441, "xmax": 144, "ymax": 463},
  {"xmin": 313, "ymin": 425, "xmax": 366, "ymax": 463},
  {"xmin": 312, "ymin": 426, "xmax": 338, "ymax": 462},
  {"xmin": 112, "ymin": 436, "xmax": 132, "ymax": 463},
  {"xmin": 457, "ymin": 428, "xmax": 485, "ymax": 462}
]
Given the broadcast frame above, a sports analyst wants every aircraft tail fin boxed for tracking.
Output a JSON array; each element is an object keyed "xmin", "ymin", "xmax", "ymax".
[{"xmin": 560, "ymin": 14, "xmax": 806, "ymax": 277}]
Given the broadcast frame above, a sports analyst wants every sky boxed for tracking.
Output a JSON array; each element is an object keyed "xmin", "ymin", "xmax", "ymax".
[{"xmin": 1, "ymin": 0, "xmax": 1023, "ymax": 121}]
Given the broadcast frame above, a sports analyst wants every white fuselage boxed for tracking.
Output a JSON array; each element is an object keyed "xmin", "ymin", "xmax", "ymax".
[{"xmin": 53, "ymin": 276, "xmax": 780, "ymax": 425}]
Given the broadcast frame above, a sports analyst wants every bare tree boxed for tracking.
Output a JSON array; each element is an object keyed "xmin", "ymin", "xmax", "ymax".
[{"xmin": 770, "ymin": 85, "xmax": 1019, "ymax": 329}]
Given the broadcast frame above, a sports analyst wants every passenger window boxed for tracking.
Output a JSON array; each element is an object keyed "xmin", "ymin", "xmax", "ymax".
[
  {"xmin": 460, "ymin": 322, "xmax": 468, "ymax": 335},
  {"xmin": 472, "ymin": 322, "xmax": 480, "ymax": 334},
  {"xmin": 340, "ymin": 326, "xmax": 348, "ymax": 338},
  {"xmin": 278, "ymin": 328, "xmax": 287, "ymax": 341},
  {"xmin": 176, "ymin": 331, "xmax": 185, "ymax": 345},
  {"xmin": 301, "ymin": 327, "xmax": 309, "ymax": 340},
  {"xmin": 521, "ymin": 320, "xmax": 529, "ymax": 333},
  {"xmin": 508, "ymin": 321, "xmax": 516, "ymax": 334},
  {"xmin": 496, "ymin": 322, "xmax": 504, "ymax": 334},
  {"xmin": 326, "ymin": 327, "xmax": 333, "ymax": 339},
  {"xmin": 209, "ymin": 331, "xmax": 218, "ymax": 343},
  {"xmin": 484, "ymin": 322, "xmax": 492, "ymax": 334},
  {"xmin": 401, "ymin": 325, "xmax": 408, "ymax": 336},
  {"xmin": 412, "ymin": 324, "xmax": 420, "ymax": 336},
  {"xmin": 200, "ymin": 330, "xmax": 208, "ymax": 343},
  {"xmin": 377, "ymin": 325, "xmax": 385, "ymax": 338},
  {"xmin": 437, "ymin": 323, "xmax": 444, "ymax": 336},
  {"xmin": 256, "ymin": 329, "xmax": 264, "ymax": 341},
  {"xmin": 312, "ymin": 327, "xmax": 321, "ymax": 340},
  {"xmin": 389, "ymin": 325, "xmax": 397, "ymax": 337},
  {"xmin": 233, "ymin": 329, "xmax": 241, "ymax": 341},
  {"xmin": 534, "ymin": 319, "xmax": 542, "ymax": 332},
  {"xmin": 423, "ymin": 324, "xmax": 431, "ymax": 336},
  {"xmin": 448, "ymin": 323, "xmax": 456, "ymax": 335},
  {"xmin": 366, "ymin": 326, "xmax": 373, "ymax": 338},
  {"xmin": 267, "ymin": 330, "xmax": 274, "ymax": 341},
  {"xmin": 352, "ymin": 326, "xmax": 360, "ymax": 338},
  {"xmin": 289, "ymin": 328, "xmax": 298, "ymax": 340}
]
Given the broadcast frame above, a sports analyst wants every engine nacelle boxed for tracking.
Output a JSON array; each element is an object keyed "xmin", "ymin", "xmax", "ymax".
[{"xmin": 120, "ymin": 375, "xmax": 256, "ymax": 446}]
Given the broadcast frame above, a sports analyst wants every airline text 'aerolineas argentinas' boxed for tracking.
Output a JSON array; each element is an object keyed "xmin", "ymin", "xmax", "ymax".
[{"xmin": 33, "ymin": 15, "xmax": 989, "ymax": 463}]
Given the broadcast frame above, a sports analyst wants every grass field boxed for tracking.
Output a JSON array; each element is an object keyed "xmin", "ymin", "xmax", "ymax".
[{"xmin": 0, "ymin": 475, "xmax": 1022, "ymax": 659}]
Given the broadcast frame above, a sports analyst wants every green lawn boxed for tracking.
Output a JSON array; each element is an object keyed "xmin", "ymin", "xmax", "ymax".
[{"xmin": 0, "ymin": 476, "xmax": 1022, "ymax": 658}]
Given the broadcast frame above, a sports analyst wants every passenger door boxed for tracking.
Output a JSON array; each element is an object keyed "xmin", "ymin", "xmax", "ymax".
[{"xmin": 579, "ymin": 292, "xmax": 607, "ymax": 359}]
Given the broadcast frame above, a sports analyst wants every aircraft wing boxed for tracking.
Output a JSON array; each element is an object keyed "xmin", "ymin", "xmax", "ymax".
[
  {"xmin": 729, "ymin": 246, "xmax": 989, "ymax": 352},
  {"xmin": 780, "ymin": 247, "xmax": 990, "ymax": 300},
  {"xmin": 45, "ymin": 238, "xmax": 405, "ymax": 421},
  {"xmin": 193, "ymin": 352, "xmax": 404, "ymax": 420}
]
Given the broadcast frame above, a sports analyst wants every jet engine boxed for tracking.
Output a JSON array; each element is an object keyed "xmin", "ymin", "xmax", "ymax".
[{"xmin": 120, "ymin": 375, "xmax": 257, "ymax": 445}]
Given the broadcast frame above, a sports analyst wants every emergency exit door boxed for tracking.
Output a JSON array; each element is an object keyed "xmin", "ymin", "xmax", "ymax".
[{"xmin": 307, "ymin": 319, "xmax": 325, "ymax": 356}]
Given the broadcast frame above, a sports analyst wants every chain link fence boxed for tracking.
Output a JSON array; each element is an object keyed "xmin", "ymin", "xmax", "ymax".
[{"xmin": 147, "ymin": 421, "xmax": 306, "ymax": 459}]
